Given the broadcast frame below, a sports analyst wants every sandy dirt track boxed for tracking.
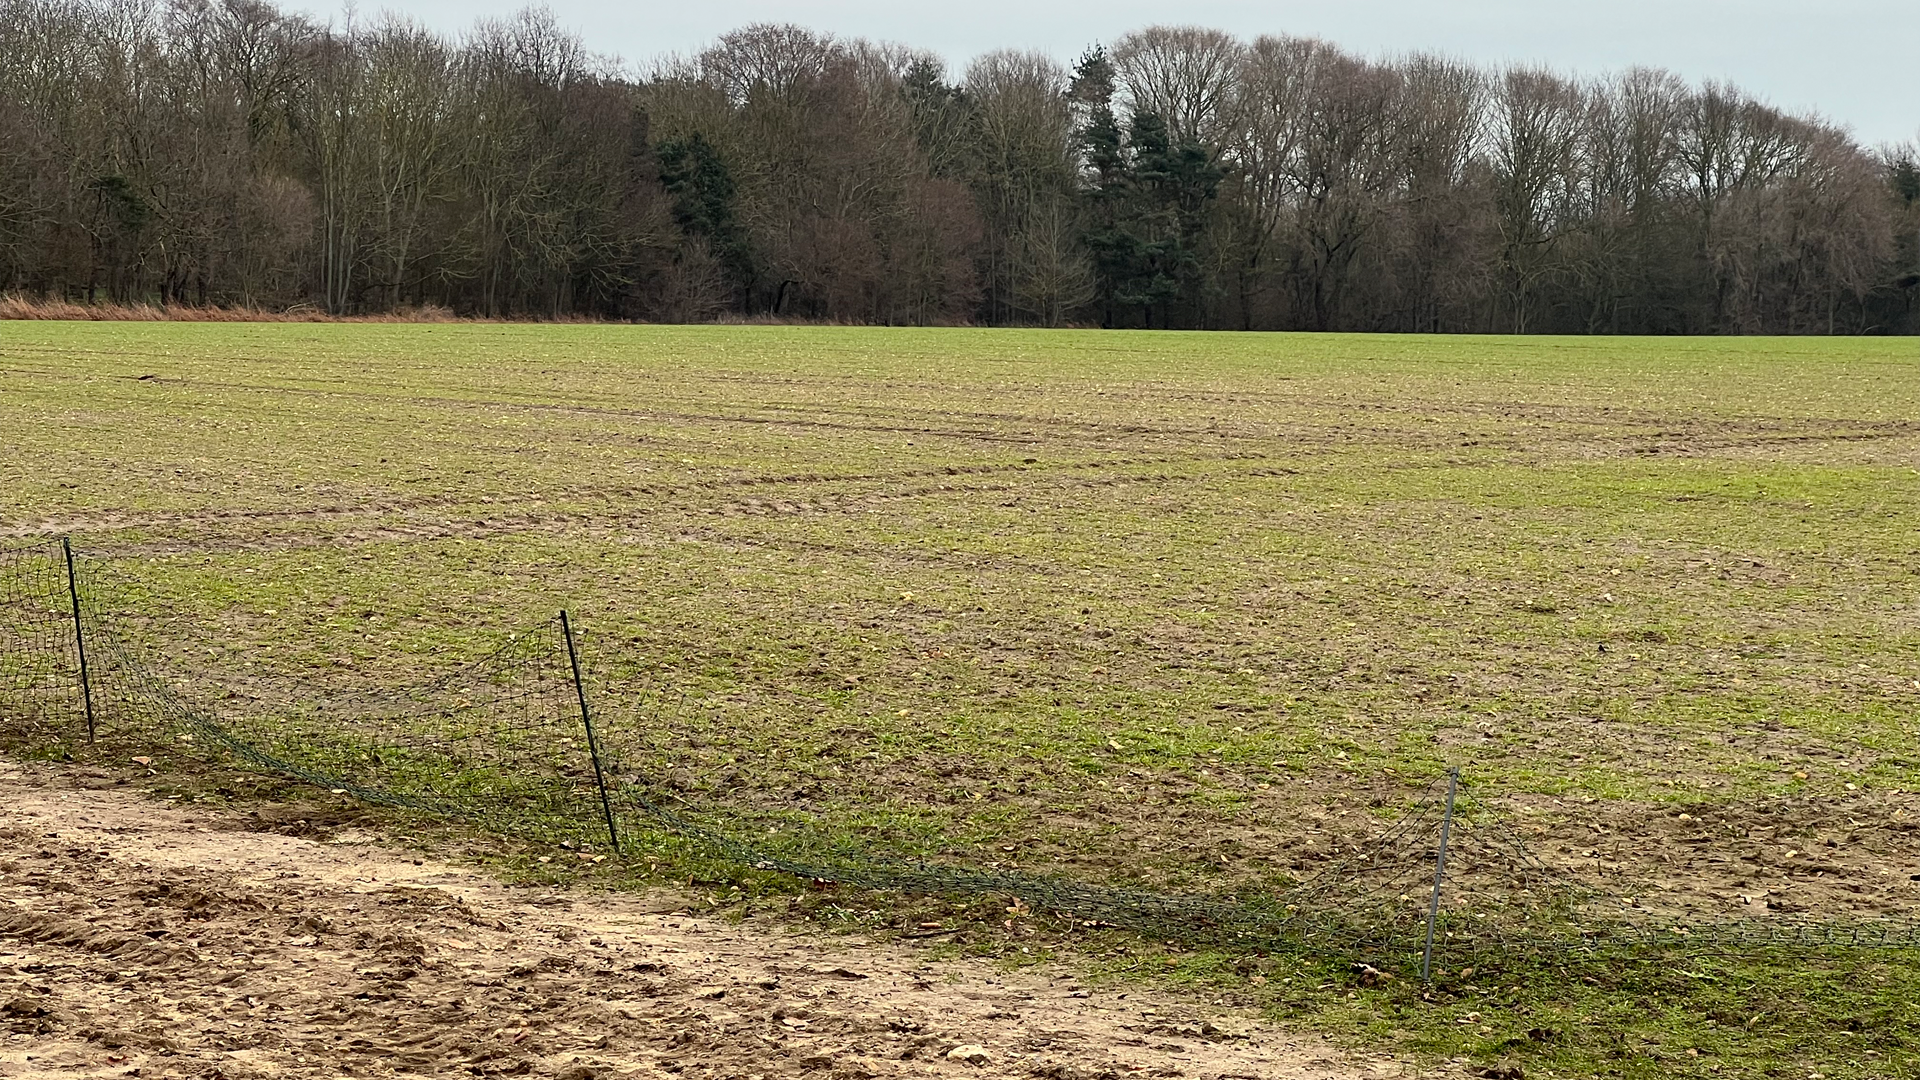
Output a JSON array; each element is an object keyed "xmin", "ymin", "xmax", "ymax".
[{"xmin": 0, "ymin": 761, "xmax": 1442, "ymax": 1080}]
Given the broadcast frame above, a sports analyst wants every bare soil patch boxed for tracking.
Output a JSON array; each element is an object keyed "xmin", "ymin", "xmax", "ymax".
[{"xmin": 0, "ymin": 758, "xmax": 1436, "ymax": 1080}]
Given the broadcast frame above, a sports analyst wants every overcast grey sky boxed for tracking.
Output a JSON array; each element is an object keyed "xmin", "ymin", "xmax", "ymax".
[{"xmin": 323, "ymin": 0, "xmax": 1920, "ymax": 148}]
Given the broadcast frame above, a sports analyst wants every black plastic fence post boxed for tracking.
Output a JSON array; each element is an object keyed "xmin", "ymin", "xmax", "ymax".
[
  {"xmin": 61, "ymin": 538, "xmax": 96, "ymax": 744},
  {"xmin": 1420, "ymin": 767, "xmax": 1460, "ymax": 984},
  {"xmin": 560, "ymin": 610, "xmax": 620, "ymax": 856}
]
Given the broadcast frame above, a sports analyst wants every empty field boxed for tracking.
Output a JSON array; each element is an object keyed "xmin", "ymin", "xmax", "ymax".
[{"xmin": 3, "ymin": 323, "xmax": 1918, "ymax": 1078}]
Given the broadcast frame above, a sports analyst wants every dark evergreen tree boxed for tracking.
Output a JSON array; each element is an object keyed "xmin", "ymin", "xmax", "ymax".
[
  {"xmin": 1126, "ymin": 112, "xmax": 1223, "ymax": 326},
  {"xmin": 1075, "ymin": 97, "xmax": 1223, "ymax": 328},
  {"xmin": 1070, "ymin": 47, "xmax": 1136, "ymax": 327},
  {"xmin": 655, "ymin": 132, "xmax": 755, "ymax": 298}
]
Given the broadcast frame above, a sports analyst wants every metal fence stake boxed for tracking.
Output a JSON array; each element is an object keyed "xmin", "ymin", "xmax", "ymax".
[
  {"xmin": 1421, "ymin": 766, "xmax": 1461, "ymax": 984},
  {"xmin": 62, "ymin": 538, "xmax": 96, "ymax": 743},
  {"xmin": 561, "ymin": 610, "xmax": 620, "ymax": 856}
]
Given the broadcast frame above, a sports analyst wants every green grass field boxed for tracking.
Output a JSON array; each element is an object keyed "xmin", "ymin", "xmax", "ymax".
[{"xmin": 4, "ymin": 323, "xmax": 1919, "ymax": 1078}]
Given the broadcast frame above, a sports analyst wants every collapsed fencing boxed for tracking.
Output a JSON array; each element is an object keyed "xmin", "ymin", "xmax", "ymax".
[{"xmin": 4, "ymin": 537, "xmax": 1917, "ymax": 977}]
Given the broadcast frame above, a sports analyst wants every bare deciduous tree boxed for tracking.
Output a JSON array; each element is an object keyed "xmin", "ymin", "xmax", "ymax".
[{"xmin": 1111, "ymin": 25, "xmax": 1244, "ymax": 150}]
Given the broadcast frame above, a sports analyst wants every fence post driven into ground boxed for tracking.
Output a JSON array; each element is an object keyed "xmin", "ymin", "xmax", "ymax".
[
  {"xmin": 560, "ymin": 610, "xmax": 620, "ymax": 856},
  {"xmin": 61, "ymin": 538, "xmax": 95, "ymax": 743},
  {"xmin": 1421, "ymin": 767, "xmax": 1461, "ymax": 983}
]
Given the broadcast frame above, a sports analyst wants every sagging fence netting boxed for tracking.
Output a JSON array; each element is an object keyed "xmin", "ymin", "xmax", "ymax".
[{"xmin": 3, "ymin": 537, "xmax": 1916, "ymax": 976}]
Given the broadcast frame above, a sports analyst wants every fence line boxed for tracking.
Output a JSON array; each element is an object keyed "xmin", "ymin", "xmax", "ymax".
[{"xmin": 3, "ymin": 538, "xmax": 1915, "ymax": 976}]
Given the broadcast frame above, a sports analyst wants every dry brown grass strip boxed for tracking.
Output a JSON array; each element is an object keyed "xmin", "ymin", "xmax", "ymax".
[
  {"xmin": 1, "ymin": 296, "xmax": 512, "ymax": 323},
  {"xmin": 0, "ymin": 295, "xmax": 994, "ymax": 326}
]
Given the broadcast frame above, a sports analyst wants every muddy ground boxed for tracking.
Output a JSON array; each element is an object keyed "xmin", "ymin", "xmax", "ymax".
[{"xmin": 0, "ymin": 759, "xmax": 1447, "ymax": 1080}]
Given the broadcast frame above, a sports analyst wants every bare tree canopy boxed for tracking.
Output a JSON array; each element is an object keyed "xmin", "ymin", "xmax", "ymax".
[{"xmin": 0, "ymin": 2, "xmax": 1914, "ymax": 332}]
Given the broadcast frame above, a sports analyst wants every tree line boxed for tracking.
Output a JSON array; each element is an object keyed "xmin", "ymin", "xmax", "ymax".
[{"xmin": 3, "ymin": 0, "xmax": 1917, "ymax": 332}]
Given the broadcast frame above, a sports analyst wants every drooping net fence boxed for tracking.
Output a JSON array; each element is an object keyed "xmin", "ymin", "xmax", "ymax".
[{"xmin": 3, "ymin": 537, "xmax": 1915, "ymax": 976}]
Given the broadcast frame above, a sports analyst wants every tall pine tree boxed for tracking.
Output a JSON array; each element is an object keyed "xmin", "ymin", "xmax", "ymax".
[{"xmin": 1071, "ymin": 49, "xmax": 1222, "ymax": 328}]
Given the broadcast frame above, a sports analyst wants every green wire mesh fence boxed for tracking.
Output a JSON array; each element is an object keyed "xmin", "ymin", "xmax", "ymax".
[
  {"xmin": 0, "ymin": 538, "xmax": 94, "ymax": 747},
  {"xmin": 3, "ymin": 537, "xmax": 1916, "ymax": 976}
]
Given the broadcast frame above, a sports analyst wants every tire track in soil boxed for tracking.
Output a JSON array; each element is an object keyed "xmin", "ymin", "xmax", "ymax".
[
  {"xmin": 0, "ymin": 457, "xmax": 1287, "ymax": 557},
  {"xmin": 0, "ymin": 759, "xmax": 1439, "ymax": 1080},
  {"xmin": 0, "ymin": 454, "xmax": 1247, "ymax": 534}
]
